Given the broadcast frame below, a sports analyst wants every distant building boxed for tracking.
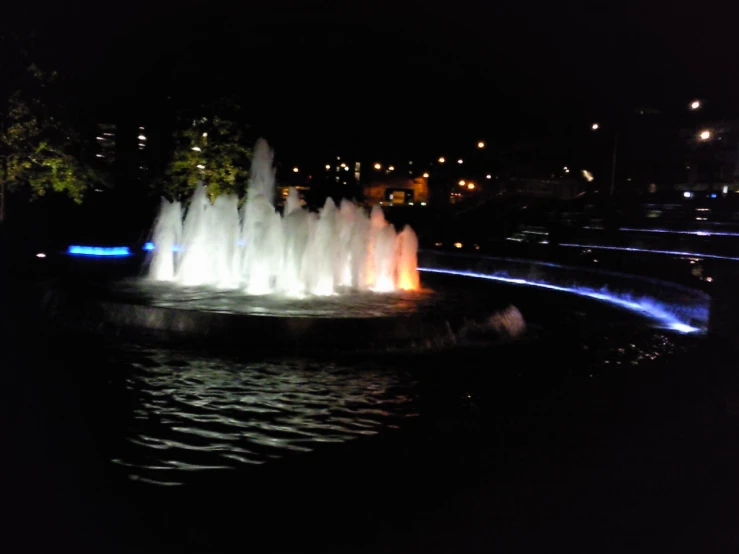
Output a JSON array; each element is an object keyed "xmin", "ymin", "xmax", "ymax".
[
  {"xmin": 92, "ymin": 122, "xmax": 151, "ymax": 187},
  {"xmin": 321, "ymin": 157, "xmax": 361, "ymax": 188},
  {"xmin": 363, "ymin": 176, "xmax": 429, "ymax": 206},
  {"xmin": 94, "ymin": 123, "xmax": 117, "ymax": 165}
]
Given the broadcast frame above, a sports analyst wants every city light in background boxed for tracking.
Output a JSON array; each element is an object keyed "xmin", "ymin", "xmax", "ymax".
[
  {"xmin": 467, "ymin": 183, "xmax": 475, "ymax": 190},
  {"xmin": 438, "ymin": 157, "xmax": 446, "ymax": 163},
  {"xmin": 690, "ymin": 100, "xmax": 701, "ymax": 110},
  {"xmin": 458, "ymin": 180, "xmax": 466, "ymax": 187},
  {"xmin": 422, "ymin": 172, "xmax": 429, "ymax": 178},
  {"xmin": 582, "ymin": 169, "xmax": 594, "ymax": 182},
  {"xmin": 373, "ymin": 163, "xmax": 381, "ymax": 170},
  {"xmin": 486, "ymin": 174, "xmax": 491, "ymax": 179},
  {"xmin": 457, "ymin": 159, "xmax": 463, "ymax": 164},
  {"xmin": 292, "ymin": 167, "xmax": 299, "ymax": 173},
  {"xmin": 699, "ymin": 130, "xmax": 711, "ymax": 140},
  {"xmin": 591, "ymin": 123, "xmax": 599, "ymax": 130},
  {"xmin": 477, "ymin": 141, "xmax": 485, "ymax": 148},
  {"xmin": 325, "ymin": 164, "xmax": 330, "ymax": 170}
]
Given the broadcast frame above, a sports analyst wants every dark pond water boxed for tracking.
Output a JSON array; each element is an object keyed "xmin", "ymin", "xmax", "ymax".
[{"xmin": 108, "ymin": 350, "xmax": 419, "ymax": 486}]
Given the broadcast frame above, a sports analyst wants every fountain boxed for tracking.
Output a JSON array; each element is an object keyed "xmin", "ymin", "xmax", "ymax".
[
  {"xmin": 148, "ymin": 138, "xmax": 420, "ymax": 297},
  {"xmin": 45, "ymin": 139, "xmax": 707, "ymax": 352}
]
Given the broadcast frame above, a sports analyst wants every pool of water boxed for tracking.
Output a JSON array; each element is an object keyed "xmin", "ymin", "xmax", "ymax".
[
  {"xmin": 106, "ymin": 349, "xmax": 419, "ymax": 486},
  {"xmin": 105, "ymin": 278, "xmax": 438, "ymax": 318},
  {"xmin": 95, "ymin": 289, "xmax": 696, "ymax": 488}
]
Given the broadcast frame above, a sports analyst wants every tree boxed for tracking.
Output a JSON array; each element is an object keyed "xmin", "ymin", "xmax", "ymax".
[
  {"xmin": 0, "ymin": 64, "xmax": 96, "ymax": 222},
  {"xmin": 155, "ymin": 99, "xmax": 252, "ymax": 201}
]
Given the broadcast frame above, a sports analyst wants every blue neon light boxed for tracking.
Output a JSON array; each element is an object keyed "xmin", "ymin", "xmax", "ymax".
[
  {"xmin": 619, "ymin": 227, "xmax": 739, "ymax": 237},
  {"xmin": 559, "ymin": 243, "xmax": 739, "ymax": 262},
  {"xmin": 67, "ymin": 245, "xmax": 133, "ymax": 257},
  {"xmin": 418, "ymin": 267, "xmax": 702, "ymax": 334}
]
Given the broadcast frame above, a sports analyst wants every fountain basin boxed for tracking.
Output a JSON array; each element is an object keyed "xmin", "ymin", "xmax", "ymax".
[{"xmin": 42, "ymin": 250, "xmax": 709, "ymax": 354}]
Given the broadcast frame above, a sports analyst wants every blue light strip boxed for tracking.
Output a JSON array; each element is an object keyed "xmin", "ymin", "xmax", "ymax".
[
  {"xmin": 559, "ymin": 243, "xmax": 739, "ymax": 262},
  {"xmin": 619, "ymin": 227, "xmax": 739, "ymax": 237},
  {"xmin": 67, "ymin": 245, "xmax": 133, "ymax": 257},
  {"xmin": 418, "ymin": 267, "xmax": 702, "ymax": 334}
]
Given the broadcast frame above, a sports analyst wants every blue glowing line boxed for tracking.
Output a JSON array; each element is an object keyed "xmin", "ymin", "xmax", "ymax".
[
  {"xmin": 418, "ymin": 267, "xmax": 702, "ymax": 334},
  {"xmin": 619, "ymin": 227, "xmax": 739, "ymax": 237},
  {"xmin": 67, "ymin": 245, "xmax": 132, "ymax": 257},
  {"xmin": 421, "ymin": 250, "xmax": 710, "ymax": 298},
  {"xmin": 559, "ymin": 243, "xmax": 739, "ymax": 262}
]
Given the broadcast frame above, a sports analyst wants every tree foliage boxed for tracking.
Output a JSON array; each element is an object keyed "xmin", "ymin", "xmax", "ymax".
[
  {"xmin": 156, "ymin": 100, "xmax": 252, "ymax": 201},
  {"xmin": 0, "ymin": 64, "xmax": 95, "ymax": 207}
]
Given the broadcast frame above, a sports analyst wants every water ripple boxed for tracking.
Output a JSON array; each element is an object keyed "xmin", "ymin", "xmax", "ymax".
[{"xmin": 108, "ymin": 345, "xmax": 418, "ymax": 485}]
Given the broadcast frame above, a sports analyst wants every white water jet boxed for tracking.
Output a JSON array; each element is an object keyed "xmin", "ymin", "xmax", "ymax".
[{"xmin": 148, "ymin": 138, "xmax": 420, "ymax": 296}]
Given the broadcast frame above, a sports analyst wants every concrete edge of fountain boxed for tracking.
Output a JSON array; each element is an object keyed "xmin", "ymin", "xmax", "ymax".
[{"xmin": 42, "ymin": 282, "xmax": 460, "ymax": 352}]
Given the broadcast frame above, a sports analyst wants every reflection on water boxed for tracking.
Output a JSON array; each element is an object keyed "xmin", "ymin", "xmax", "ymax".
[{"xmin": 110, "ymin": 346, "xmax": 418, "ymax": 485}]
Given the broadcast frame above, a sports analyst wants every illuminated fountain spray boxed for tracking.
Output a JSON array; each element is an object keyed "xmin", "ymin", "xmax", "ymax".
[{"xmin": 148, "ymin": 138, "xmax": 419, "ymax": 296}]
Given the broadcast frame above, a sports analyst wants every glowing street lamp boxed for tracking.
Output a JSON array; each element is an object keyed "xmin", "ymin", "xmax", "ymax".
[
  {"xmin": 458, "ymin": 180, "xmax": 466, "ymax": 187},
  {"xmin": 690, "ymin": 100, "xmax": 701, "ymax": 110},
  {"xmin": 591, "ymin": 123, "xmax": 599, "ymax": 131},
  {"xmin": 325, "ymin": 164, "xmax": 331, "ymax": 170},
  {"xmin": 457, "ymin": 159, "xmax": 463, "ymax": 164},
  {"xmin": 699, "ymin": 130, "xmax": 711, "ymax": 140},
  {"xmin": 373, "ymin": 163, "xmax": 382, "ymax": 170},
  {"xmin": 467, "ymin": 183, "xmax": 475, "ymax": 190},
  {"xmin": 422, "ymin": 172, "xmax": 429, "ymax": 178},
  {"xmin": 477, "ymin": 141, "xmax": 485, "ymax": 149},
  {"xmin": 486, "ymin": 174, "xmax": 492, "ymax": 179},
  {"xmin": 388, "ymin": 165, "xmax": 395, "ymax": 171},
  {"xmin": 292, "ymin": 167, "xmax": 299, "ymax": 173},
  {"xmin": 438, "ymin": 157, "xmax": 446, "ymax": 163}
]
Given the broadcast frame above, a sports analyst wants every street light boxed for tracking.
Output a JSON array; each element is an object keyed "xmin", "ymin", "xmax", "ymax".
[
  {"xmin": 373, "ymin": 163, "xmax": 382, "ymax": 170},
  {"xmin": 438, "ymin": 157, "xmax": 446, "ymax": 163},
  {"xmin": 467, "ymin": 183, "xmax": 475, "ymax": 190},
  {"xmin": 292, "ymin": 167, "xmax": 299, "ymax": 173},
  {"xmin": 699, "ymin": 130, "xmax": 711, "ymax": 140},
  {"xmin": 477, "ymin": 141, "xmax": 485, "ymax": 149},
  {"xmin": 458, "ymin": 180, "xmax": 466, "ymax": 187},
  {"xmin": 690, "ymin": 100, "xmax": 701, "ymax": 110},
  {"xmin": 422, "ymin": 172, "xmax": 429, "ymax": 178},
  {"xmin": 325, "ymin": 164, "xmax": 331, "ymax": 170},
  {"xmin": 591, "ymin": 122, "xmax": 617, "ymax": 195},
  {"xmin": 457, "ymin": 159, "xmax": 463, "ymax": 164}
]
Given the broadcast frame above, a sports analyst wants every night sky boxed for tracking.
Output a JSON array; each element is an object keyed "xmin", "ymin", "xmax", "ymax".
[{"xmin": 4, "ymin": 1, "xmax": 737, "ymax": 165}]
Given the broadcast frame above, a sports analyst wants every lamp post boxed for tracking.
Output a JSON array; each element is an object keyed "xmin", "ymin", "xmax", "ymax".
[{"xmin": 592, "ymin": 123, "xmax": 619, "ymax": 196}]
